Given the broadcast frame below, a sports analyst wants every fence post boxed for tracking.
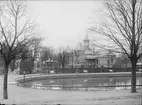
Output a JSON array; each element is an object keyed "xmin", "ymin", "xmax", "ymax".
[{"xmin": 23, "ymin": 71, "xmax": 26, "ymax": 86}]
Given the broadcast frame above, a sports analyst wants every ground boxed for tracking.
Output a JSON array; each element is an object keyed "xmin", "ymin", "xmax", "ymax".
[{"xmin": 0, "ymin": 72, "xmax": 142, "ymax": 105}]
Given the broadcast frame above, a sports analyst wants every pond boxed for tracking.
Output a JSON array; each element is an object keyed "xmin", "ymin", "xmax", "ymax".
[{"xmin": 19, "ymin": 77, "xmax": 142, "ymax": 91}]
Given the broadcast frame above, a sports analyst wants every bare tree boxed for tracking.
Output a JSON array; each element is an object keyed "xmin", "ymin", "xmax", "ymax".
[
  {"xmin": 41, "ymin": 47, "xmax": 54, "ymax": 61},
  {"xmin": 90, "ymin": 0, "xmax": 142, "ymax": 92},
  {"xmin": 41, "ymin": 46, "xmax": 55, "ymax": 69},
  {"xmin": 57, "ymin": 50, "xmax": 69, "ymax": 73},
  {"xmin": 114, "ymin": 54, "xmax": 130, "ymax": 67},
  {"xmin": 28, "ymin": 37, "xmax": 43, "ymax": 72},
  {"xmin": 0, "ymin": 0, "xmax": 37, "ymax": 99}
]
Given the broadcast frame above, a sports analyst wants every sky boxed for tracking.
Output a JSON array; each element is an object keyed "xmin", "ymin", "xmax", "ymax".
[{"xmin": 27, "ymin": 1, "xmax": 105, "ymax": 50}]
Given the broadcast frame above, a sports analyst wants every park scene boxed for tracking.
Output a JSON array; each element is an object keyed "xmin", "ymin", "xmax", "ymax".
[{"xmin": 0, "ymin": 0, "xmax": 142, "ymax": 105}]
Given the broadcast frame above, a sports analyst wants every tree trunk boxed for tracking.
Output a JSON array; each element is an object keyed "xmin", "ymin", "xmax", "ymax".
[
  {"xmin": 10, "ymin": 60, "xmax": 15, "ymax": 72},
  {"xmin": 131, "ymin": 59, "xmax": 137, "ymax": 93},
  {"xmin": 62, "ymin": 63, "xmax": 65, "ymax": 73},
  {"xmin": 31, "ymin": 58, "xmax": 34, "ymax": 74},
  {"xmin": 3, "ymin": 62, "xmax": 9, "ymax": 99}
]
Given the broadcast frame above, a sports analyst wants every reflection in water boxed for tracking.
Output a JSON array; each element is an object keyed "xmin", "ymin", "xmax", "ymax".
[
  {"xmin": 49, "ymin": 80, "xmax": 55, "ymax": 83},
  {"xmin": 109, "ymin": 78, "xmax": 113, "ymax": 82},
  {"xmin": 24, "ymin": 77, "xmax": 141, "ymax": 91},
  {"xmin": 32, "ymin": 82, "xmax": 42, "ymax": 86},
  {"xmin": 84, "ymin": 80, "xmax": 88, "ymax": 82}
]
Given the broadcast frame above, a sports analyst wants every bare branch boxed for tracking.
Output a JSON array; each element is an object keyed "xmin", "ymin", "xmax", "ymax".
[
  {"xmin": 90, "ymin": 0, "xmax": 142, "ymax": 62},
  {"xmin": 0, "ymin": 22, "xmax": 10, "ymax": 48},
  {"xmin": 0, "ymin": 0, "xmax": 37, "ymax": 63}
]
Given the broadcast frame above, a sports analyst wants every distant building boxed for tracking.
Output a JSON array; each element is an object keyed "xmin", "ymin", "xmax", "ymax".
[
  {"xmin": 97, "ymin": 54, "xmax": 116, "ymax": 68},
  {"xmin": 114, "ymin": 54, "xmax": 131, "ymax": 68},
  {"xmin": 66, "ymin": 34, "xmax": 116, "ymax": 68}
]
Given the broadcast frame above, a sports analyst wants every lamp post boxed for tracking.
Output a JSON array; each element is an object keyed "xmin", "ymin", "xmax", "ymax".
[
  {"xmin": 101, "ymin": 66, "xmax": 103, "ymax": 73},
  {"xmin": 72, "ymin": 49, "xmax": 74, "ymax": 68},
  {"xmin": 23, "ymin": 71, "xmax": 26, "ymax": 86}
]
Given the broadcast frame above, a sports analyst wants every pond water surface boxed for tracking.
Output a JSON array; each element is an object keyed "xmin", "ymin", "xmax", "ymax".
[{"xmin": 21, "ymin": 77, "xmax": 142, "ymax": 91}]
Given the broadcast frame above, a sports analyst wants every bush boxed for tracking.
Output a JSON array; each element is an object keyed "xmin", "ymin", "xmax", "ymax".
[{"xmin": 20, "ymin": 59, "xmax": 34, "ymax": 74}]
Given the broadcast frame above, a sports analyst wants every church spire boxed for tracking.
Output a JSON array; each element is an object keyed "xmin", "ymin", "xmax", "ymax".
[{"xmin": 83, "ymin": 32, "xmax": 90, "ymax": 50}]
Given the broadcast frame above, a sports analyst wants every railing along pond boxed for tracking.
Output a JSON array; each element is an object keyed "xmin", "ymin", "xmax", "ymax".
[{"xmin": 15, "ymin": 73, "xmax": 142, "ymax": 91}]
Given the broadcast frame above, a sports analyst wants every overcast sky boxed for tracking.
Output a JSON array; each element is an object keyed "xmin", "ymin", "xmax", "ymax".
[{"xmin": 27, "ymin": 1, "xmax": 105, "ymax": 50}]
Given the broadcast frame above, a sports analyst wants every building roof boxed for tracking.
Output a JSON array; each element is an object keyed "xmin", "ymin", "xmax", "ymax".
[
  {"xmin": 85, "ymin": 55, "xmax": 97, "ymax": 59},
  {"xmin": 65, "ymin": 45, "xmax": 72, "ymax": 53},
  {"xmin": 85, "ymin": 50, "xmax": 95, "ymax": 55},
  {"xmin": 76, "ymin": 42, "xmax": 84, "ymax": 51},
  {"xmin": 83, "ymin": 34, "xmax": 90, "ymax": 41}
]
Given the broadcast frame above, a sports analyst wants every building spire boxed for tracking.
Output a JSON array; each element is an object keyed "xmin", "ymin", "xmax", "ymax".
[
  {"xmin": 84, "ymin": 32, "xmax": 89, "ymax": 41},
  {"xmin": 83, "ymin": 32, "xmax": 90, "ymax": 50}
]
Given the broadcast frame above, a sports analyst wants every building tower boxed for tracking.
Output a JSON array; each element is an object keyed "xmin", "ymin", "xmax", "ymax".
[{"xmin": 83, "ymin": 33, "xmax": 90, "ymax": 50}]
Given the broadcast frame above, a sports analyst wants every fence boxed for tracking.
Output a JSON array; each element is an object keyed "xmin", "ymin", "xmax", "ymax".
[
  {"xmin": 19, "ymin": 67, "xmax": 141, "ymax": 74},
  {"xmin": 0, "ymin": 68, "xmax": 3, "ymax": 75},
  {"xmin": 53, "ymin": 67, "xmax": 134, "ymax": 74},
  {"xmin": 15, "ymin": 73, "xmax": 142, "ymax": 91},
  {"xmin": 17, "ymin": 83, "xmax": 142, "ymax": 91}
]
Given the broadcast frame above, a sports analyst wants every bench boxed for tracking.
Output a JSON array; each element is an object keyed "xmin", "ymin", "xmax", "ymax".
[
  {"xmin": 109, "ymin": 69, "xmax": 113, "ymax": 72},
  {"xmin": 50, "ymin": 70, "xmax": 55, "ymax": 74},
  {"xmin": 138, "ymin": 69, "xmax": 142, "ymax": 72},
  {"xmin": 83, "ymin": 70, "xmax": 88, "ymax": 73}
]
